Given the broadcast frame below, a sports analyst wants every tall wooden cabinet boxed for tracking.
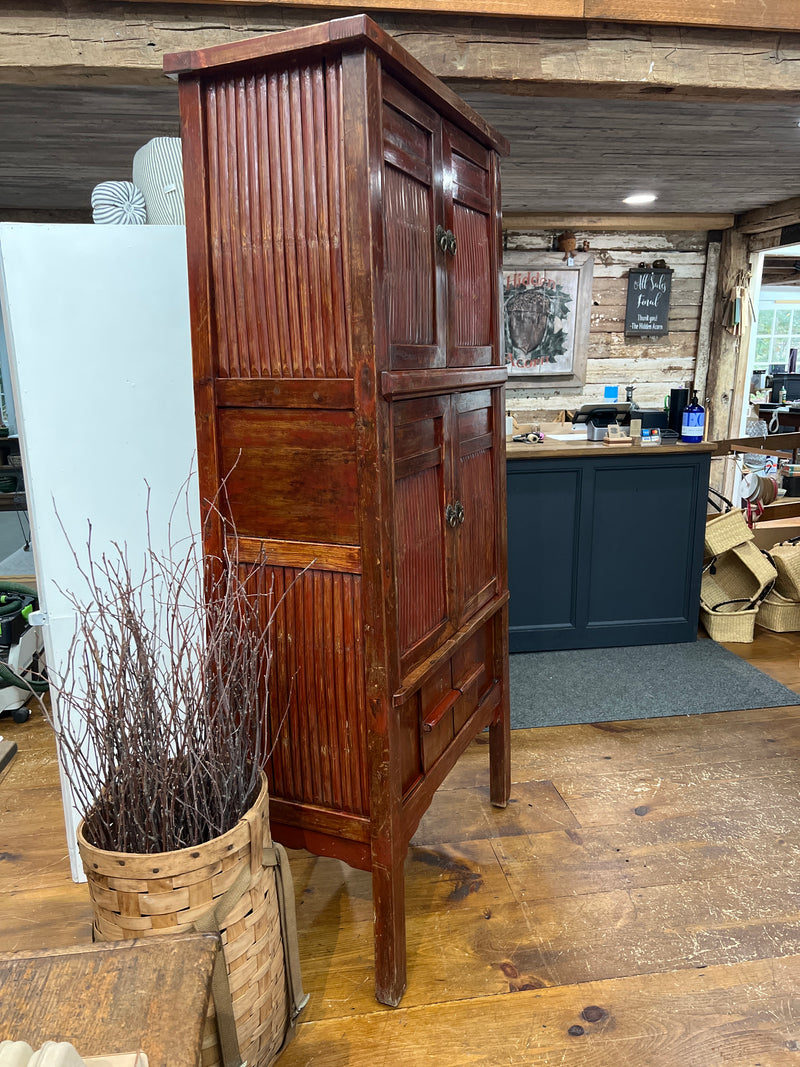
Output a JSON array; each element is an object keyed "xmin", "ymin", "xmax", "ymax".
[{"xmin": 165, "ymin": 15, "xmax": 511, "ymax": 1006}]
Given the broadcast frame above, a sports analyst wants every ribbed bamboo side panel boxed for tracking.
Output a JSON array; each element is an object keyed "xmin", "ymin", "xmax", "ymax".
[
  {"xmin": 203, "ymin": 59, "xmax": 349, "ymax": 379},
  {"xmin": 264, "ymin": 566, "xmax": 370, "ymax": 816},
  {"xmin": 78, "ymin": 776, "xmax": 289, "ymax": 1067}
]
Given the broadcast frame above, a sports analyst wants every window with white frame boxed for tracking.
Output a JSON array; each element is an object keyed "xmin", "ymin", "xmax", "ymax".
[{"xmin": 755, "ymin": 296, "xmax": 800, "ymax": 370}]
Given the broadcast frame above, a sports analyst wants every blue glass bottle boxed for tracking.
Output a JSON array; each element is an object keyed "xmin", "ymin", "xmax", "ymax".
[{"xmin": 681, "ymin": 391, "xmax": 705, "ymax": 443}]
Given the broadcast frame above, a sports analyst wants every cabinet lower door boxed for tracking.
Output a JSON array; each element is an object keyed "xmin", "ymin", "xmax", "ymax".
[
  {"xmin": 393, "ymin": 395, "xmax": 454, "ymax": 674},
  {"xmin": 453, "ymin": 389, "xmax": 499, "ymax": 626}
]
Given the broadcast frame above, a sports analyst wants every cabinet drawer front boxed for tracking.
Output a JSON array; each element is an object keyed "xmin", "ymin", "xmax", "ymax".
[
  {"xmin": 451, "ymin": 622, "xmax": 495, "ymax": 732},
  {"xmin": 419, "ymin": 660, "xmax": 456, "ymax": 771}
]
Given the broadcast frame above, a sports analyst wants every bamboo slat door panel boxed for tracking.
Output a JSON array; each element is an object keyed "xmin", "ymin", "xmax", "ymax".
[
  {"xmin": 382, "ymin": 76, "xmax": 444, "ymax": 372},
  {"xmin": 454, "ymin": 388, "xmax": 501, "ymax": 627},
  {"xmin": 392, "ymin": 395, "xmax": 454, "ymax": 675},
  {"xmin": 445, "ymin": 124, "xmax": 495, "ymax": 369}
]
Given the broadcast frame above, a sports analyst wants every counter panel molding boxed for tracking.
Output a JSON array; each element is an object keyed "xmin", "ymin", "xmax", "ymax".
[{"xmin": 507, "ymin": 448, "xmax": 711, "ymax": 651}]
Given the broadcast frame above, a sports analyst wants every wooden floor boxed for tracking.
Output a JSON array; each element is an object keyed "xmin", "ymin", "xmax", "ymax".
[{"xmin": 2, "ymin": 631, "xmax": 800, "ymax": 1064}]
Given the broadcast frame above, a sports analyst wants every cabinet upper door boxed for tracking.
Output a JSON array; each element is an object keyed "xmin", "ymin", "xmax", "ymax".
[
  {"xmin": 443, "ymin": 124, "xmax": 497, "ymax": 369},
  {"xmin": 382, "ymin": 77, "xmax": 445, "ymax": 371},
  {"xmin": 453, "ymin": 389, "xmax": 500, "ymax": 626},
  {"xmin": 392, "ymin": 395, "xmax": 456, "ymax": 673}
]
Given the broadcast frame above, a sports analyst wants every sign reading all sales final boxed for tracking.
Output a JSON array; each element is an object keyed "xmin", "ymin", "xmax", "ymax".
[{"xmin": 625, "ymin": 268, "xmax": 672, "ymax": 336}]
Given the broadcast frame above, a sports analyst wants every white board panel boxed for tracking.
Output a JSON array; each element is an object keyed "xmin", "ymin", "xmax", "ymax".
[{"xmin": 0, "ymin": 223, "xmax": 198, "ymax": 880}]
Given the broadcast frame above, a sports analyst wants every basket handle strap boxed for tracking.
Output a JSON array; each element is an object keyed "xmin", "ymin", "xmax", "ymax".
[
  {"xmin": 193, "ymin": 836, "xmax": 309, "ymax": 1067},
  {"xmin": 263, "ymin": 843, "xmax": 310, "ymax": 1039},
  {"xmin": 707, "ymin": 486, "xmax": 736, "ymax": 512},
  {"xmin": 194, "ymin": 864, "xmax": 251, "ymax": 1067},
  {"xmin": 708, "ymin": 577, "xmax": 776, "ymax": 614}
]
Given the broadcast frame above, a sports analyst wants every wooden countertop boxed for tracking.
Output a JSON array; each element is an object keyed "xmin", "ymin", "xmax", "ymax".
[{"xmin": 506, "ymin": 435, "xmax": 717, "ymax": 460}]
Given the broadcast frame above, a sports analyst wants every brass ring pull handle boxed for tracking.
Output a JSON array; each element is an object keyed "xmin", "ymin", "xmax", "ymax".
[
  {"xmin": 435, "ymin": 225, "xmax": 448, "ymax": 253},
  {"xmin": 445, "ymin": 503, "xmax": 458, "ymax": 527},
  {"xmin": 454, "ymin": 500, "xmax": 465, "ymax": 525},
  {"xmin": 446, "ymin": 230, "xmax": 457, "ymax": 256}
]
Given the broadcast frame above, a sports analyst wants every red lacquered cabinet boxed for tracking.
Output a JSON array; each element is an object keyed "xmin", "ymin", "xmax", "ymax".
[{"xmin": 165, "ymin": 14, "xmax": 511, "ymax": 1006}]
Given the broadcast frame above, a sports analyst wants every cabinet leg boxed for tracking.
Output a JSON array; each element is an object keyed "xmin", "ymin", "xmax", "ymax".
[
  {"xmin": 371, "ymin": 858, "xmax": 407, "ymax": 1006},
  {"xmin": 489, "ymin": 708, "xmax": 511, "ymax": 808},
  {"xmin": 490, "ymin": 605, "xmax": 511, "ymax": 808}
]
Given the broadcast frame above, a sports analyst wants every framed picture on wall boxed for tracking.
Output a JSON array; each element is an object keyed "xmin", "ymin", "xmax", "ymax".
[{"xmin": 502, "ymin": 252, "xmax": 593, "ymax": 389}]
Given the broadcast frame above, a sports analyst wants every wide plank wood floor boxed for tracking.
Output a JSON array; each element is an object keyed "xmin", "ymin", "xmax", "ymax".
[{"xmin": 2, "ymin": 630, "xmax": 800, "ymax": 1064}]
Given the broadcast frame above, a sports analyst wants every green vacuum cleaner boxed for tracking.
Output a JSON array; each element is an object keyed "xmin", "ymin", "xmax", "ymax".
[{"xmin": 0, "ymin": 582, "xmax": 48, "ymax": 723}]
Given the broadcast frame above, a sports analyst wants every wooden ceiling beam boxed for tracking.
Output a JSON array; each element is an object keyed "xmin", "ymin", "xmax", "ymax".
[
  {"xmin": 737, "ymin": 196, "xmax": 800, "ymax": 234},
  {"xmin": 123, "ymin": 0, "xmax": 800, "ymax": 35},
  {"xmin": 584, "ymin": 0, "xmax": 800, "ymax": 34},
  {"xmin": 502, "ymin": 212, "xmax": 735, "ymax": 232},
  {"xmin": 3, "ymin": 3, "xmax": 800, "ymax": 101}
]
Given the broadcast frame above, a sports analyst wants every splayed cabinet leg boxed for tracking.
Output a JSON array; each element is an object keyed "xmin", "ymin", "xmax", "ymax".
[
  {"xmin": 490, "ymin": 605, "xmax": 511, "ymax": 808},
  {"xmin": 372, "ymin": 857, "xmax": 407, "ymax": 1007}
]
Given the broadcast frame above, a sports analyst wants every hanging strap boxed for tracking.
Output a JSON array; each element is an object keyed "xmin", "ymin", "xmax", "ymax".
[
  {"xmin": 262, "ymin": 843, "xmax": 310, "ymax": 1051},
  {"xmin": 194, "ymin": 864, "xmax": 251, "ymax": 1067},
  {"xmin": 193, "ymin": 823, "xmax": 309, "ymax": 1067}
]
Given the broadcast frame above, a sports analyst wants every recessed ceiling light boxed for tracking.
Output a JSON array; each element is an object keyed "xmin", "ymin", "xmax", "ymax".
[{"xmin": 623, "ymin": 193, "xmax": 658, "ymax": 205}]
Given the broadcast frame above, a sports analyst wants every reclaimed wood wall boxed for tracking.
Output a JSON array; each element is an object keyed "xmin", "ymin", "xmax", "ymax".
[{"xmin": 503, "ymin": 228, "xmax": 709, "ymax": 420}]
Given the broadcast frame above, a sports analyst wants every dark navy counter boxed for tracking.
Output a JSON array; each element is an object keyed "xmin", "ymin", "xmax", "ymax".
[{"xmin": 506, "ymin": 437, "xmax": 714, "ymax": 652}]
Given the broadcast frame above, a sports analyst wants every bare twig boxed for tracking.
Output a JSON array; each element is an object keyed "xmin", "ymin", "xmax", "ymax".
[{"xmin": 44, "ymin": 483, "xmax": 277, "ymax": 854}]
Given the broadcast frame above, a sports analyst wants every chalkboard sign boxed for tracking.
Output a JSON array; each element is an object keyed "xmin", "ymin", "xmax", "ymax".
[{"xmin": 624, "ymin": 268, "xmax": 673, "ymax": 336}]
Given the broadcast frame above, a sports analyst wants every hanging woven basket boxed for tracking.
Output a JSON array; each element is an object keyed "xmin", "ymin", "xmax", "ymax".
[{"xmin": 77, "ymin": 773, "xmax": 307, "ymax": 1067}]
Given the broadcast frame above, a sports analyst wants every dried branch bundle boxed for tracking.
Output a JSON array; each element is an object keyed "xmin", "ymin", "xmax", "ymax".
[{"xmin": 45, "ymin": 495, "xmax": 275, "ymax": 854}]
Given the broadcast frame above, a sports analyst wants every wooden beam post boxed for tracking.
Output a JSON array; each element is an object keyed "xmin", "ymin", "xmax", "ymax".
[
  {"xmin": 693, "ymin": 235, "xmax": 722, "ymax": 403},
  {"xmin": 705, "ymin": 227, "xmax": 751, "ymax": 445}
]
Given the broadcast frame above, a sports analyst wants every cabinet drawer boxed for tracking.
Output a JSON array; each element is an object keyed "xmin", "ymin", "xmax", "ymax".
[
  {"xmin": 419, "ymin": 660, "xmax": 457, "ymax": 771},
  {"xmin": 451, "ymin": 622, "xmax": 495, "ymax": 732}
]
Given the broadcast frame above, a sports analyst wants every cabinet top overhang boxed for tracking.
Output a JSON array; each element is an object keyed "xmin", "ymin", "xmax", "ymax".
[{"xmin": 163, "ymin": 13, "xmax": 510, "ymax": 157}]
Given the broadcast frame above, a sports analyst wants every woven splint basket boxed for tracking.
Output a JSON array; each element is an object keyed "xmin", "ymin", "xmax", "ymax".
[
  {"xmin": 700, "ymin": 542, "xmax": 777, "ymax": 643},
  {"xmin": 757, "ymin": 589, "xmax": 800, "ymax": 632},
  {"xmin": 704, "ymin": 507, "xmax": 753, "ymax": 558},
  {"xmin": 701, "ymin": 541, "xmax": 776, "ymax": 609},
  {"xmin": 769, "ymin": 539, "xmax": 800, "ymax": 601},
  {"xmin": 77, "ymin": 774, "xmax": 306, "ymax": 1067},
  {"xmin": 699, "ymin": 603, "xmax": 759, "ymax": 642}
]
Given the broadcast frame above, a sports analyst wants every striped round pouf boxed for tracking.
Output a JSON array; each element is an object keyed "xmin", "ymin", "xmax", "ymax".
[
  {"xmin": 91, "ymin": 181, "xmax": 147, "ymax": 225},
  {"xmin": 132, "ymin": 137, "xmax": 185, "ymax": 225}
]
